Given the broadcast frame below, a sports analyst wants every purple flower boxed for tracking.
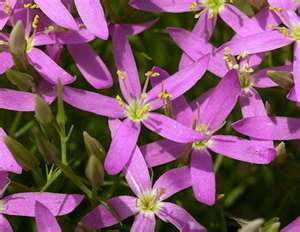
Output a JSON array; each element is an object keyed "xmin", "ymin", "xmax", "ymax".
[
  {"xmin": 281, "ymin": 217, "xmax": 300, "ymax": 232},
  {"xmin": 63, "ymin": 22, "xmax": 210, "ymax": 175},
  {"xmin": 142, "ymin": 69, "xmax": 276, "ymax": 205},
  {"xmin": 78, "ymin": 144, "xmax": 206, "ymax": 232},
  {"xmin": 0, "ymin": 172, "xmax": 83, "ymax": 231}
]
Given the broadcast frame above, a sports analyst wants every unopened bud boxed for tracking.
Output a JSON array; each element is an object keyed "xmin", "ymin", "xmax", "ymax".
[
  {"xmin": 238, "ymin": 218, "xmax": 264, "ymax": 232},
  {"xmin": 6, "ymin": 69, "xmax": 35, "ymax": 91},
  {"xmin": 267, "ymin": 70, "xmax": 293, "ymax": 90},
  {"xmin": 83, "ymin": 131, "xmax": 105, "ymax": 161},
  {"xmin": 35, "ymin": 95, "xmax": 54, "ymax": 125},
  {"xmin": 85, "ymin": 155, "xmax": 104, "ymax": 188},
  {"xmin": 4, "ymin": 136, "xmax": 39, "ymax": 171}
]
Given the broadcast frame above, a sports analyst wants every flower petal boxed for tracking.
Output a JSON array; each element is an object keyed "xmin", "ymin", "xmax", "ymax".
[
  {"xmin": 62, "ymin": 87, "xmax": 124, "ymax": 118},
  {"xmin": 282, "ymin": 217, "xmax": 300, "ymax": 232},
  {"xmin": 0, "ymin": 51, "xmax": 13, "ymax": 74},
  {"xmin": 27, "ymin": 48, "xmax": 75, "ymax": 85},
  {"xmin": 293, "ymin": 42, "xmax": 300, "ymax": 102},
  {"xmin": 232, "ymin": 116, "xmax": 300, "ymax": 140},
  {"xmin": 34, "ymin": 0, "xmax": 78, "ymax": 30},
  {"xmin": 67, "ymin": 43, "xmax": 113, "ymax": 89},
  {"xmin": 131, "ymin": 214, "xmax": 155, "ymax": 232},
  {"xmin": 74, "ymin": 0, "xmax": 108, "ymax": 39},
  {"xmin": 105, "ymin": 119, "xmax": 140, "ymax": 175},
  {"xmin": 79, "ymin": 196, "xmax": 137, "ymax": 230},
  {"xmin": 35, "ymin": 201, "xmax": 61, "ymax": 232},
  {"xmin": 143, "ymin": 112, "xmax": 207, "ymax": 143},
  {"xmin": 153, "ymin": 166, "xmax": 191, "ymax": 201},
  {"xmin": 157, "ymin": 202, "xmax": 207, "ymax": 232},
  {"xmin": 209, "ymin": 135, "xmax": 276, "ymax": 164},
  {"xmin": 190, "ymin": 149, "xmax": 215, "ymax": 205},
  {"xmin": 0, "ymin": 214, "xmax": 13, "ymax": 232},
  {"xmin": 129, "ymin": 0, "xmax": 196, "ymax": 12},
  {"xmin": 0, "ymin": 0, "xmax": 17, "ymax": 30},
  {"xmin": 3, "ymin": 193, "xmax": 83, "ymax": 216},
  {"xmin": 201, "ymin": 70, "xmax": 240, "ymax": 132}
]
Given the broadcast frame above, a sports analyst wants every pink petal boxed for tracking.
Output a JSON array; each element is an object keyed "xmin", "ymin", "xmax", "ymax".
[
  {"xmin": 68, "ymin": 43, "xmax": 113, "ymax": 89},
  {"xmin": 113, "ymin": 20, "xmax": 158, "ymax": 36},
  {"xmin": 62, "ymin": 87, "xmax": 124, "ymax": 118},
  {"xmin": 157, "ymin": 202, "xmax": 207, "ymax": 232},
  {"xmin": 129, "ymin": 0, "xmax": 196, "ymax": 12},
  {"xmin": 0, "ymin": 51, "xmax": 13, "ymax": 74},
  {"xmin": 293, "ymin": 43, "xmax": 300, "ymax": 102},
  {"xmin": 149, "ymin": 66, "xmax": 170, "ymax": 87},
  {"xmin": 0, "ymin": 214, "xmax": 12, "ymax": 232},
  {"xmin": 27, "ymin": 48, "xmax": 75, "ymax": 85},
  {"xmin": 131, "ymin": 214, "xmax": 155, "ymax": 232},
  {"xmin": 233, "ymin": 116, "xmax": 300, "ymax": 140},
  {"xmin": 0, "ymin": 128, "xmax": 22, "ymax": 174},
  {"xmin": 80, "ymin": 196, "xmax": 137, "ymax": 230},
  {"xmin": 153, "ymin": 166, "xmax": 191, "ymax": 201},
  {"xmin": 173, "ymin": 97, "xmax": 194, "ymax": 128},
  {"xmin": 34, "ymin": 0, "xmax": 78, "ymax": 30},
  {"xmin": 3, "ymin": 193, "xmax": 83, "ymax": 216},
  {"xmin": 0, "ymin": 172, "xmax": 9, "ymax": 197},
  {"xmin": 209, "ymin": 135, "xmax": 276, "ymax": 164},
  {"xmin": 105, "ymin": 119, "xmax": 140, "ymax": 175},
  {"xmin": 35, "ymin": 201, "xmax": 61, "ymax": 232},
  {"xmin": 190, "ymin": 149, "xmax": 215, "ymax": 205},
  {"xmin": 74, "ymin": 0, "xmax": 108, "ymax": 40},
  {"xmin": 0, "ymin": 0, "xmax": 17, "ymax": 30},
  {"xmin": 143, "ymin": 112, "xmax": 207, "ymax": 143},
  {"xmin": 282, "ymin": 217, "xmax": 300, "ymax": 232}
]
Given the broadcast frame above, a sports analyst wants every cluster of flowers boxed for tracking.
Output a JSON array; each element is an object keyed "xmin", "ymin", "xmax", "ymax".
[{"xmin": 0, "ymin": 0, "xmax": 300, "ymax": 231}]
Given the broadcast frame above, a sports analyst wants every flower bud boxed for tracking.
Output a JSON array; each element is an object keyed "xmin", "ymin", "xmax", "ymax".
[
  {"xmin": 35, "ymin": 95, "xmax": 54, "ymax": 125},
  {"xmin": 85, "ymin": 155, "xmax": 104, "ymax": 188},
  {"xmin": 238, "ymin": 218, "xmax": 264, "ymax": 232},
  {"xmin": 6, "ymin": 69, "xmax": 35, "ymax": 91},
  {"xmin": 83, "ymin": 131, "xmax": 105, "ymax": 161},
  {"xmin": 267, "ymin": 70, "xmax": 293, "ymax": 90},
  {"xmin": 4, "ymin": 136, "xmax": 39, "ymax": 171}
]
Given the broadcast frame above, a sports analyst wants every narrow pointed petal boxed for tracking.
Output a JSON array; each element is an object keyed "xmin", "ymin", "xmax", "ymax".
[
  {"xmin": 80, "ymin": 196, "xmax": 137, "ymax": 230},
  {"xmin": 239, "ymin": 88, "xmax": 267, "ymax": 118},
  {"xmin": 131, "ymin": 214, "xmax": 155, "ymax": 232},
  {"xmin": 3, "ymin": 193, "xmax": 83, "ymax": 216},
  {"xmin": 68, "ymin": 43, "xmax": 113, "ymax": 89},
  {"xmin": 141, "ymin": 139, "xmax": 185, "ymax": 167},
  {"xmin": 0, "ymin": 214, "xmax": 13, "ymax": 232},
  {"xmin": 293, "ymin": 43, "xmax": 300, "ymax": 102},
  {"xmin": 0, "ymin": 128, "xmax": 22, "ymax": 174},
  {"xmin": 190, "ymin": 87, "xmax": 215, "ymax": 113},
  {"xmin": 75, "ymin": 0, "xmax": 108, "ymax": 39},
  {"xmin": 250, "ymin": 6, "xmax": 281, "ymax": 32},
  {"xmin": 112, "ymin": 24, "xmax": 141, "ymax": 101},
  {"xmin": 111, "ymin": 20, "xmax": 158, "ymax": 36},
  {"xmin": 35, "ymin": 202, "xmax": 61, "ymax": 232},
  {"xmin": 0, "ymin": 172, "xmax": 9, "ymax": 197},
  {"xmin": 191, "ymin": 149, "xmax": 215, "ymax": 205},
  {"xmin": 157, "ymin": 202, "xmax": 207, "ymax": 232},
  {"xmin": 173, "ymin": 97, "xmax": 194, "ymax": 127},
  {"xmin": 105, "ymin": 119, "xmax": 140, "ymax": 175},
  {"xmin": 0, "ymin": 0, "xmax": 17, "ymax": 30},
  {"xmin": 209, "ymin": 135, "xmax": 276, "ymax": 164},
  {"xmin": 27, "ymin": 48, "xmax": 75, "ymax": 85},
  {"xmin": 62, "ymin": 87, "xmax": 124, "ymax": 118},
  {"xmin": 147, "ymin": 55, "xmax": 210, "ymax": 110},
  {"xmin": 129, "ymin": 0, "xmax": 196, "ymax": 12},
  {"xmin": 232, "ymin": 116, "xmax": 300, "ymax": 140},
  {"xmin": 153, "ymin": 166, "xmax": 191, "ymax": 201},
  {"xmin": 0, "ymin": 51, "xmax": 13, "ymax": 74},
  {"xmin": 149, "ymin": 66, "xmax": 169, "ymax": 87},
  {"xmin": 201, "ymin": 70, "xmax": 240, "ymax": 132},
  {"xmin": 143, "ymin": 113, "xmax": 207, "ymax": 143},
  {"xmin": 34, "ymin": 0, "xmax": 78, "ymax": 30},
  {"xmin": 124, "ymin": 147, "xmax": 152, "ymax": 196},
  {"xmin": 282, "ymin": 217, "xmax": 300, "ymax": 232},
  {"xmin": 219, "ymin": 30, "xmax": 293, "ymax": 55},
  {"xmin": 192, "ymin": 10, "xmax": 217, "ymax": 41}
]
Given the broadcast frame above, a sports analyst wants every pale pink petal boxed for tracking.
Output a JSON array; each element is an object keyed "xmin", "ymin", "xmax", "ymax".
[
  {"xmin": 0, "ymin": 51, "xmax": 13, "ymax": 74},
  {"xmin": 0, "ymin": 214, "xmax": 13, "ymax": 232},
  {"xmin": 35, "ymin": 201, "xmax": 61, "ymax": 232},
  {"xmin": 282, "ymin": 217, "xmax": 300, "ymax": 232},
  {"xmin": 131, "ymin": 214, "xmax": 155, "ymax": 232}
]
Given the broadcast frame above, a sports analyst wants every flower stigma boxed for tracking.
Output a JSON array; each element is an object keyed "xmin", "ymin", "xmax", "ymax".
[{"xmin": 137, "ymin": 189, "xmax": 164, "ymax": 216}]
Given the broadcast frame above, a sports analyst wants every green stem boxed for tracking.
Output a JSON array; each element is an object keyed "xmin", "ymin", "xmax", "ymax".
[
  {"xmin": 14, "ymin": 121, "xmax": 34, "ymax": 138},
  {"xmin": 40, "ymin": 169, "xmax": 62, "ymax": 192},
  {"xmin": 60, "ymin": 127, "xmax": 67, "ymax": 165},
  {"xmin": 9, "ymin": 112, "xmax": 22, "ymax": 134},
  {"xmin": 214, "ymin": 155, "xmax": 224, "ymax": 173}
]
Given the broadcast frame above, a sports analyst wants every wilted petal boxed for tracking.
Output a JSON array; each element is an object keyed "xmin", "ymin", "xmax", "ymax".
[
  {"xmin": 201, "ymin": 70, "xmax": 240, "ymax": 132},
  {"xmin": 141, "ymin": 139, "xmax": 185, "ymax": 167},
  {"xmin": 143, "ymin": 112, "xmax": 207, "ymax": 143},
  {"xmin": 0, "ymin": 214, "xmax": 12, "ymax": 232},
  {"xmin": 3, "ymin": 193, "xmax": 83, "ymax": 216},
  {"xmin": 75, "ymin": 0, "xmax": 108, "ymax": 39},
  {"xmin": 153, "ymin": 166, "xmax": 191, "ymax": 201},
  {"xmin": 190, "ymin": 149, "xmax": 215, "ymax": 205},
  {"xmin": 233, "ymin": 116, "xmax": 300, "ymax": 140},
  {"xmin": 27, "ymin": 48, "xmax": 75, "ymax": 85},
  {"xmin": 34, "ymin": 0, "xmax": 78, "ymax": 30},
  {"xmin": 129, "ymin": 0, "xmax": 196, "ymax": 12},
  {"xmin": 80, "ymin": 196, "xmax": 137, "ymax": 230},
  {"xmin": 35, "ymin": 201, "xmax": 61, "ymax": 232},
  {"xmin": 62, "ymin": 87, "xmax": 124, "ymax": 118},
  {"xmin": 105, "ymin": 119, "xmax": 140, "ymax": 175},
  {"xmin": 131, "ymin": 214, "xmax": 155, "ymax": 232},
  {"xmin": 68, "ymin": 43, "xmax": 113, "ymax": 89},
  {"xmin": 157, "ymin": 202, "xmax": 207, "ymax": 232}
]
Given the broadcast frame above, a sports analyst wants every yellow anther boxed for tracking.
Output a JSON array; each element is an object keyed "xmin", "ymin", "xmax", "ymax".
[
  {"xmin": 140, "ymin": 105, "xmax": 151, "ymax": 115},
  {"xmin": 279, "ymin": 26, "xmax": 289, "ymax": 37},
  {"xmin": 4, "ymin": 0, "xmax": 10, "ymax": 15},
  {"xmin": 116, "ymin": 95, "xmax": 126, "ymax": 108},
  {"xmin": 117, "ymin": 70, "xmax": 126, "ymax": 80},
  {"xmin": 24, "ymin": 3, "xmax": 39, "ymax": 9},
  {"xmin": 145, "ymin": 71, "xmax": 160, "ymax": 77},
  {"xmin": 224, "ymin": 47, "xmax": 234, "ymax": 69},
  {"xmin": 158, "ymin": 90, "xmax": 172, "ymax": 100},
  {"xmin": 237, "ymin": 51, "xmax": 249, "ymax": 60},
  {"xmin": 190, "ymin": 2, "xmax": 199, "ymax": 11},
  {"xmin": 241, "ymin": 63, "xmax": 254, "ymax": 73},
  {"xmin": 269, "ymin": 5, "xmax": 283, "ymax": 12},
  {"xmin": 44, "ymin": 25, "xmax": 55, "ymax": 33},
  {"xmin": 32, "ymin": 15, "xmax": 40, "ymax": 29}
]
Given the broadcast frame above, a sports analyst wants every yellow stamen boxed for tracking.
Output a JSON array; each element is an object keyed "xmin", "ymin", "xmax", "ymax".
[
  {"xmin": 224, "ymin": 47, "xmax": 234, "ymax": 69},
  {"xmin": 145, "ymin": 71, "xmax": 160, "ymax": 77},
  {"xmin": 190, "ymin": 2, "xmax": 199, "ymax": 11},
  {"xmin": 32, "ymin": 14, "xmax": 40, "ymax": 29},
  {"xmin": 4, "ymin": 0, "xmax": 10, "ymax": 15},
  {"xmin": 117, "ymin": 70, "xmax": 126, "ymax": 80},
  {"xmin": 24, "ymin": 3, "xmax": 39, "ymax": 9},
  {"xmin": 44, "ymin": 25, "xmax": 55, "ymax": 33},
  {"xmin": 158, "ymin": 90, "xmax": 172, "ymax": 100},
  {"xmin": 116, "ymin": 95, "xmax": 126, "ymax": 108},
  {"xmin": 269, "ymin": 5, "xmax": 283, "ymax": 12}
]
